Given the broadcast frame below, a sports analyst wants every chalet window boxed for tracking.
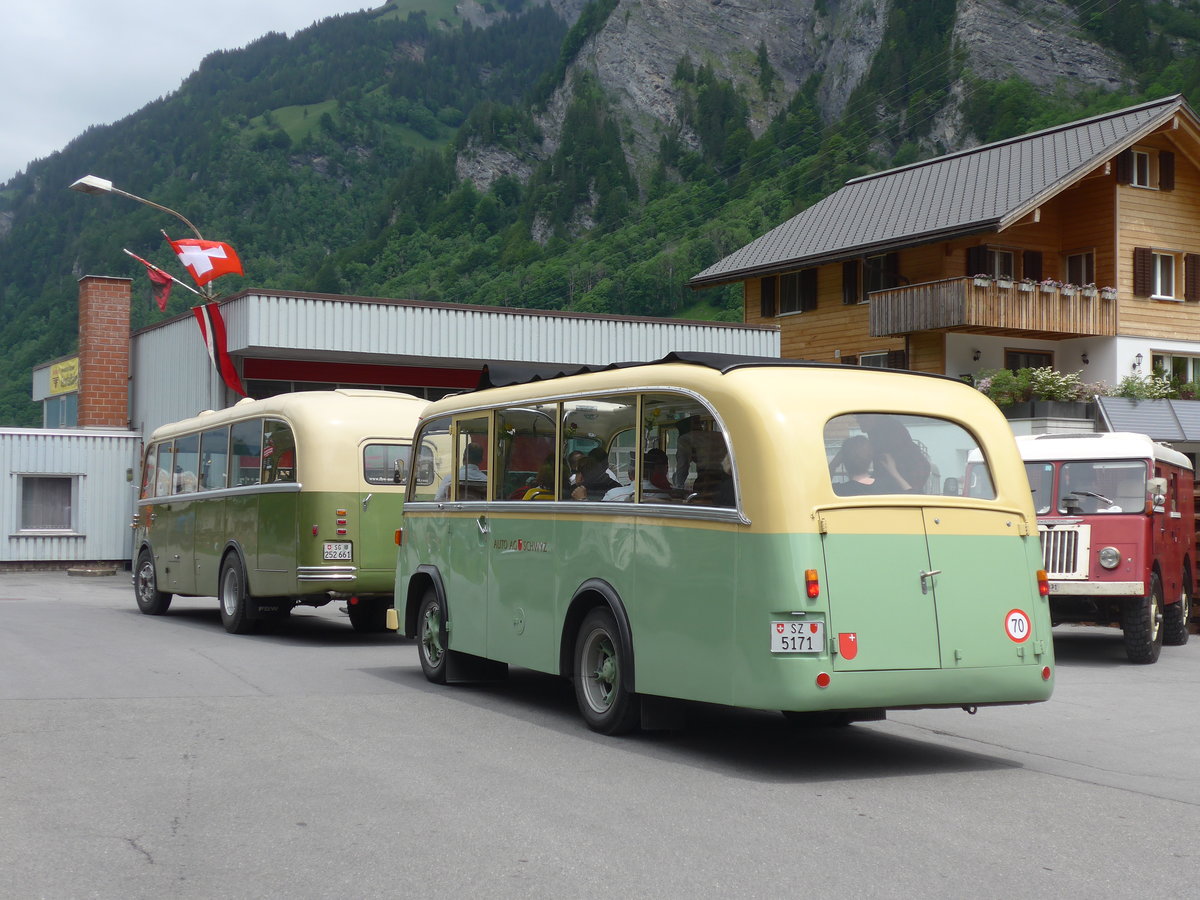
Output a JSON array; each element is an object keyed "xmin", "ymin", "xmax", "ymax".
[
  {"xmin": 842, "ymin": 261, "xmax": 860, "ymax": 305},
  {"xmin": 779, "ymin": 269, "xmax": 817, "ymax": 314},
  {"xmin": 1065, "ymin": 251, "xmax": 1095, "ymax": 286},
  {"xmin": 860, "ymin": 352, "xmax": 888, "ymax": 368},
  {"xmin": 1153, "ymin": 353, "xmax": 1200, "ymax": 383},
  {"xmin": 1118, "ymin": 148, "xmax": 1174, "ymax": 191},
  {"xmin": 967, "ymin": 244, "xmax": 1015, "ymax": 279},
  {"xmin": 1023, "ymin": 250, "xmax": 1043, "ymax": 282},
  {"xmin": 1005, "ymin": 350, "xmax": 1052, "ymax": 371},
  {"xmin": 865, "ymin": 252, "xmax": 900, "ymax": 294},
  {"xmin": 1153, "ymin": 251, "xmax": 1177, "ymax": 299}
]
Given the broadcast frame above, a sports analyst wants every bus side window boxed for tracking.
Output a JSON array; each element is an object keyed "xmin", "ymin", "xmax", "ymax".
[
  {"xmin": 230, "ymin": 419, "xmax": 263, "ymax": 486},
  {"xmin": 154, "ymin": 441, "xmax": 174, "ymax": 497},
  {"xmin": 174, "ymin": 433, "xmax": 200, "ymax": 494},
  {"xmin": 409, "ymin": 417, "xmax": 452, "ymax": 502},
  {"xmin": 643, "ymin": 393, "xmax": 732, "ymax": 507},
  {"xmin": 496, "ymin": 403, "xmax": 558, "ymax": 500},
  {"xmin": 262, "ymin": 420, "xmax": 296, "ymax": 484},
  {"xmin": 200, "ymin": 426, "xmax": 230, "ymax": 491},
  {"xmin": 139, "ymin": 445, "xmax": 158, "ymax": 500}
]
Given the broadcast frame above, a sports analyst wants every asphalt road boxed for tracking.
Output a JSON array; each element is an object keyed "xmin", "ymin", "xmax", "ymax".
[{"xmin": 1, "ymin": 571, "xmax": 1197, "ymax": 899}]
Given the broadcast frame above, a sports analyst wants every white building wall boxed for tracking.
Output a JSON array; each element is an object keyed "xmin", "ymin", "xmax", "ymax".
[{"xmin": 0, "ymin": 429, "xmax": 142, "ymax": 563}]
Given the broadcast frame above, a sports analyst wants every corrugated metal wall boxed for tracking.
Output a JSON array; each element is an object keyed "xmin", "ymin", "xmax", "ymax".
[
  {"xmin": 0, "ymin": 429, "xmax": 142, "ymax": 563},
  {"xmin": 131, "ymin": 293, "xmax": 780, "ymax": 437}
]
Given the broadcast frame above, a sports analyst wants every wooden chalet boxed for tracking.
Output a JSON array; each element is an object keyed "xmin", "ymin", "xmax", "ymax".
[{"xmin": 690, "ymin": 95, "xmax": 1200, "ymax": 385}]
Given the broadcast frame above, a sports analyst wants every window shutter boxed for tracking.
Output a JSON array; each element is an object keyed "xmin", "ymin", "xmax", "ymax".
[
  {"xmin": 842, "ymin": 260, "xmax": 860, "ymax": 305},
  {"xmin": 1022, "ymin": 250, "xmax": 1043, "ymax": 282},
  {"xmin": 885, "ymin": 252, "xmax": 900, "ymax": 286},
  {"xmin": 1133, "ymin": 247, "xmax": 1153, "ymax": 297},
  {"xmin": 799, "ymin": 268, "xmax": 818, "ymax": 312},
  {"xmin": 1160, "ymin": 151, "xmax": 1175, "ymax": 191},
  {"xmin": 966, "ymin": 245, "xmax": 987, "ymax": 276},
  {"xmin": 841, "ymin": 355, "xmax": 858, "ymax": 365},
  {"xmin": 1186, "ymin": 253, "xmax": 1200, "ymax": 302},
  {"xmin": 760, "ymin": 275, "xmax": 777, "ymax": 317},
  {"xmin": 886, "ymin": 349, "xmax": 908, "ymax": 370},
  {"xmin": 1115, "ymin": 149, "xmax": 1133, "ymax": 185}
]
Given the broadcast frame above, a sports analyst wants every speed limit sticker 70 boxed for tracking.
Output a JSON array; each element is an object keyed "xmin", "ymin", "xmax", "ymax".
[{"xmin": 1005, "ymin": 609, "xmax": 1031, "ymax": 643}]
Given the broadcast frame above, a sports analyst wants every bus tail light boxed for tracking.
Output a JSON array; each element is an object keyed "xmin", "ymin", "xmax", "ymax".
[
  {"xmin": 1036, "ymin": 569, "xmax": 1049, "ymax": 596},
  {"xmin": 815, "ymin": 672, "xmax": 831, "ymax": 688},
  {"xmin": 805, "ymin": 569, "xmax": 820, "ymax": 598},
  {"xmin": 1041, "ymin": 666, "xmax": 1052, "ymax": 681},
  {"xmin": 395, "ymin": 528, "xmax": 403, "ymax": 546}
]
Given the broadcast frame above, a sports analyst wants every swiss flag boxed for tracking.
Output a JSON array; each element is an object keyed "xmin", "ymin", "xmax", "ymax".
[
  {"xmin": 168, "ymin": 237, "xmax": 244, "ymax": 287},
  {"xmin": 838, "ymin": 632, "xmax": 859, "ymax": 660},
  {"xmin": 192, "ymin": 302, "xmax": 247, "ymax": 396}
]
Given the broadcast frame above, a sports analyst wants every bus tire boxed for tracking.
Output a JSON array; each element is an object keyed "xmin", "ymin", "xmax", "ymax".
[
  {"xmin": 1164, "ymin": 571, "xmax": 1190, "ymax": 646},
  {"xmin": 348, "ymin": 598, "xmax": 389, "ymax": 633},
  {"xmin": 1121, "ymin": 572, "xmax": 1163, "ymax": 664},
  {"xmin": 133, "ymin": 548, "xmax": 172, "ymax": 615},
  {"xmin": 573, "ymin": 607, "xmax": 640, "ymax": 735},
  {"xmin": 219, "ymin": 554, "xmax": 258, "ymax": 635},
  {"xmin": 417, "ymin": 588, "xmax": 449, "ymax": 684}
]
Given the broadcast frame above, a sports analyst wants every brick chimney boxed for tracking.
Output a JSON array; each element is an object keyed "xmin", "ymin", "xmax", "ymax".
[{"xmin": 77, "ymin": 275, "xmax": 131, "ymax": 428}]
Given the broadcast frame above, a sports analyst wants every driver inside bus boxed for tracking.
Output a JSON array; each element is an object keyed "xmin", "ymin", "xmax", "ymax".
[{"xmin": 435, "ymin": 442, "xmax": 488, "ymax": 500}]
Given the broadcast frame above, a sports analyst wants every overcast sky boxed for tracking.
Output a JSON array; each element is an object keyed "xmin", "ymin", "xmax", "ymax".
[{"xmin": 0, "ymin": 1, "xmax": 376, "ymax": 184}]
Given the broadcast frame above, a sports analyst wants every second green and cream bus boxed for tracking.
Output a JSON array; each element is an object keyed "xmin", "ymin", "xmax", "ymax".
[
  {"xmin": 133, "ymin": 390, "xmax": 430, "ymax": 633},
  {"xmin": 393, "ymin": 354, "xmax": 1054, "ymax": 733}
]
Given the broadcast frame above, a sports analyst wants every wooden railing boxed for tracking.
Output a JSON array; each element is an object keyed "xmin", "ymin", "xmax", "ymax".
[{"xmin": 869, "ymin": 277, "xmax": 1118, "ymax": 338}]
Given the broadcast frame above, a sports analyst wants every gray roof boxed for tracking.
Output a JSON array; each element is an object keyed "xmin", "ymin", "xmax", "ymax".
[
  {"xmin": 1097, "ymin": 396, "xmax": 1200, "ymax": 442},
  {"xmin": 691, "ymin": 95, "xmax": 1189, "ymax": 287}
]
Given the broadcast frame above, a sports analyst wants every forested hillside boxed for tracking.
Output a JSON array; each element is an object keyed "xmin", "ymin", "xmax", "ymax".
[{"xmin": 2, "ymin": 0, "xmax": 1199, "ymax": 425}]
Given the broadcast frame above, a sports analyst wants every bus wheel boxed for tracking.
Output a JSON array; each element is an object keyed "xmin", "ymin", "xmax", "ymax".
[
  {"xmin": 1121, "ymin": 572, "xmax": 1163, "ymax": 664},
  {"xmin": 348, "ymin": 599, "xmax": 388, "ymax": 634},
  {"xmin": 219, "ymin": 555, "xmax": 258, "ymax": 635},
  {"xmin": 1163, "ymin": 573, "xmax": 1191, "ymax": 646},
  {"xmin": 133, "ymin": 548, "xmax": 172, "ymax": 615},
  {"xmin": 573, "ymin": 607, "xmax": 640, "ymax": 735},
  {"xmin": 417, "ymin": 588, "xmax": 448, "ymax": 684}
]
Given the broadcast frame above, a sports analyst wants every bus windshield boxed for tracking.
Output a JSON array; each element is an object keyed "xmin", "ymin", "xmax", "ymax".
[{"xmin": 1057, "ymin": 460, "xmax": 1147, "ymax": 514}]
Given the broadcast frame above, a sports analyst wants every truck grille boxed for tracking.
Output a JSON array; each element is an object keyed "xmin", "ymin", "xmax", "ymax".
[{"xmin": 1038, "ymin": 524, "xmax": 1089, "ymax": 579}]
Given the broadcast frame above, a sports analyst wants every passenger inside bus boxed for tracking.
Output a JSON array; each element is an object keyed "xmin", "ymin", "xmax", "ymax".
[
  {"xmin": 435, "ymin": 443, "xmax": 488, "ymax": 500},
  {"xmin": 831, "ymin": 435, "xmax": 879, "ymax": 496},
  {"xmin": 862, "ymin": 416, "xmax": 931, "ymax": 493},
  {"xmin": 603, "ymin": 449, "xmax": 673, "ymax": 502}
]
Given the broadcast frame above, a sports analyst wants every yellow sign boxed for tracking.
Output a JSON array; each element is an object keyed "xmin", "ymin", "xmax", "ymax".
[{"xmin": 50, "ymin": 358, "xmax": 80, "ymax": 395}]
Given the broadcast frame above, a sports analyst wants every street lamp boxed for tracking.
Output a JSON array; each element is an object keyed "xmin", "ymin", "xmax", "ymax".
[{"xmin": 69, "ymin": 174, "xmax": 204, "ymax": 240}]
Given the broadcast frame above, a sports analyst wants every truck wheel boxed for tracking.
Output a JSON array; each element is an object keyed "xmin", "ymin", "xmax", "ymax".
[
  {"xmin": 1163, "ymin": 571, "xmax": 1190, "ymax": 646},
  {"xmin": 1121, "ymin": 572, "xmax": 1163, "ymax": 664},
  {"xmin": 573, "ymin": 607, "xmax": 640, "ymax": 735},
  {"xmin": 133, "ymin": 548, "xmax": 172, "ymax": 615},
  {"xmin": 219, "ymin": 554, "xmax": 258, "ymax": 635}
]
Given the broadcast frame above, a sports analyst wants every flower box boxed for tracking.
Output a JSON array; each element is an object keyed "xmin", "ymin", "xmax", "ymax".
[
  {"xmin": 1017, "ymin": 282, "xmax": 1035, "ymax": 292},
  {"xmin": 1082, "ymin": 287, "xmax": 1098, "ymax": 297},
  {"xmin": 1040, "ymin": 284, "xmax": 1057, "ymax": 294},
  {"xmin": 997, "ymin": 278, "xmax": 1013, "ymax": 289},
  {"xmin": 1100, "ymin": 288, "xmax": 1117, "ymax": 300},
  {"xmin": 973, "ymin": 276, "xmax": 991, "ymax": 287}
]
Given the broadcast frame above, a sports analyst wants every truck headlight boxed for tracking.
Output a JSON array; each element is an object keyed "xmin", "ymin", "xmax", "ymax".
[{"xmin": 1098, "ymin": 547, "xmax": 1121, "ymax": 569}]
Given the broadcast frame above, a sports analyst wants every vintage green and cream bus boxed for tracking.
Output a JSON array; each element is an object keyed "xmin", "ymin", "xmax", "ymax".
[
  {"xmin": 392, "ymin": 354, "xmax": 1054, "ymax": 734},
  {"xmin": 133, "ymin": 390, "xmax": 430, "ymax": 633}
]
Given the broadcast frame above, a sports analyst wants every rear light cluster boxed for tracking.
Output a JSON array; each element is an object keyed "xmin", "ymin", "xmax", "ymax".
[
  {"xmin": 336, "ymin": 509, "xmax": 348, "ymax": 536},
  {"xmin": 805, "ymin": 569, "xmax": 820, "ymax": 598},
  {"xmin": 1036, "ymin": 569, "xmax": 1049, "ymax": 596}
]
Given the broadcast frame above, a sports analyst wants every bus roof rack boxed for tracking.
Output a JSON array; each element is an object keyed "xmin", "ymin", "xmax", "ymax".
[{"xmin": 476, "ymin": 351, "xmax": 962, "ymax": 391}]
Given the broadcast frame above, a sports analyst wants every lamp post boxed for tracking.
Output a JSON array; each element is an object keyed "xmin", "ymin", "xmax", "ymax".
[{"xmin": 69, "ymin": 174, "xmax": 204, "ymax": 240}]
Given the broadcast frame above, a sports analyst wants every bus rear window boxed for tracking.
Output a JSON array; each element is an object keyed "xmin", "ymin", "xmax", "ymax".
[
  {"xmin": 825, "ymin": 413, "xmax": 994, "ymax": 499},
  {"xmin": 364, "ymin": 444, "xmax": 411, "ymax": 485}
]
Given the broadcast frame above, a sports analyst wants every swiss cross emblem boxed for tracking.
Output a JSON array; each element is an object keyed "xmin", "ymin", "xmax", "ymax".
[{"xmin": 775, "ymin": 623, "xmax": 785, "ymax": 634}]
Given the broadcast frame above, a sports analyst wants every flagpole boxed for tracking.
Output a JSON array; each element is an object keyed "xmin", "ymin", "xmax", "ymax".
[{"xmin": 121, "ymin": 249, "xmax": 203, "ymax": 296}]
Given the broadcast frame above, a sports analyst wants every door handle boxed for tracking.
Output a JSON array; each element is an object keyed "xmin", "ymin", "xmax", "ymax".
[
  {"xmin": 362, "ymin": 492, "xmax": 373, "ymax": 511},
  {"xmin": 920, "ymin": 569, "xmax": 942, "ymax": 594},
  {"xmin": 476, "ymin": 515, "xmax": 490, "ymax": 536}
]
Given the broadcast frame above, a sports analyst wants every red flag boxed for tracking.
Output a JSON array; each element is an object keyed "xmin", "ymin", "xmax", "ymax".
[
  {"xmin": 838, "ymin": 632, "xmax": 859, "ymax": 661},
  {"xmin": 192, "ymin": 302, "xmax": 247, "ymax": 396},
  {"xmin": 124, "ymin": 249, "xmax": 174, "ymax": 311},
  {"xmin": 168, "ymin": 237, "xmax": 244, "ymax": 287}
]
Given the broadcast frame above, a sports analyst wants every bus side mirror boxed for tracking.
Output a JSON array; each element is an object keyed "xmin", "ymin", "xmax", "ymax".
[{"xmin": 1147, "ymin": 477, "xmax": 1167, "ymax": 509}]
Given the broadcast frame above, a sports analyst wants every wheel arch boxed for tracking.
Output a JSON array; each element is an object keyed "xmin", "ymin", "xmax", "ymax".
[
  {"xmin": 403, "ymin": 565, "xmax": 447, "ymax": 639},
  {"xmin": 559, "ymin": 578, "xmax": 635, "ymax": 693},
  {"xmin": 219, "ymin": 540, "xmax": 251, "ymax": 589}
]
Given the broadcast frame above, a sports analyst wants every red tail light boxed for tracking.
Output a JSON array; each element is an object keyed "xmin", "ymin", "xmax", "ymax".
[
  {"xmin": 805, "ymin": 569, "xmax": 820, "ymax": 598},
  {"xmin": 394, "ymin": 528, "xmax": 403, "ymax": 546},
  {"xmin": 1036, "ymin": 569, "xmax": 1049, "ymax": 596}
]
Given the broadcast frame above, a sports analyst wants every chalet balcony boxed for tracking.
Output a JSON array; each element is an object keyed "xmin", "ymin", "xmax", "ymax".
[{"xmin": 869, "ymin": 277, "xmax": 1118, "ymax": 339}]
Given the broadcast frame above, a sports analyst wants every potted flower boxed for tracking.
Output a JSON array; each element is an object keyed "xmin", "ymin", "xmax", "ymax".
[
  {"xmin": 1039, "ymin": 278, "xmax": 1061, "ymax": 294},
  {"xmin": 974, "ymin": 366, "xmax": 1097, "ymax": 419},
  {"xmin": 1017, "ymin": 277, "xmax": 1036, "ymax": 292},
  {"xmin": 997, "ymin": 275, "xmax": 1013, "ymax": 289},
  {"xmin": 1060, "ymin": 282, "xmax": 1078, "ymax": 296},
  {"xmin": 1081, "ymin": 283, "xmax": 1098, "ymax": 297},
  {"xmin": 1100, "ymin": 285, "xmax": 1118, "ymax": 299},
  {"xmin": 973, "ymin": 273, "xmax": 992, "ymax": 287}
]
